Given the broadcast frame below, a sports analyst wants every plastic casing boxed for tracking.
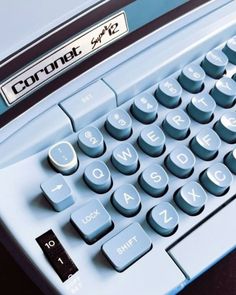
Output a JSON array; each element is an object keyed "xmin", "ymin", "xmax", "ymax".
[{"xmin": 0, "ymin": 1, "xmax": 236, "ymax": 295}]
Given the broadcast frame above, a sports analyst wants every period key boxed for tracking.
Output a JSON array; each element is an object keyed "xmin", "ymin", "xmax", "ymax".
[{"xmin": 36, "ymin": 230, "xmax": 78, "ymax": 282}]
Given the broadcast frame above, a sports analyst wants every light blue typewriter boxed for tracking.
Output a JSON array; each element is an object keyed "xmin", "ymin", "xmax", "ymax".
[{"xmin": 0, "ymin": 0, "xmax": 235, "ymax": 294}]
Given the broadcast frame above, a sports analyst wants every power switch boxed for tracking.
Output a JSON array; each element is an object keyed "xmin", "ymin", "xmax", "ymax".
[{"xmin": 36, "ymin": 229, "xmax": 78, "ymax": 282}]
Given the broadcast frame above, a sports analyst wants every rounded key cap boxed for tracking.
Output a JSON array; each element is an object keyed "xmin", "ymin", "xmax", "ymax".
[
  {"xmin": 200, "ymin": 163, "xmax": 233, "ymax": 196},
  {"xmin": 71, "ymin": 199, "xmax": 113, "ymax": 244},
  {"xmin": 166, "ymin": 145, "xmax": 196, "ymax": 178},
  {"xmin": 175, "ymin": 181, "xmax": 207, "ymax": 215},
  {"xmin": 233, "ymin": 73, "xmax": 236, "ymax": 82},
  {"xmin": 155, "ymin": 78, "xmax": 182, "ymax": 108},
  {"xmin": 210, "ymin": 76, "xmax": 236, "ymax": 108},
  {"xmin": 201, "ymin": 49, "xmax": 228, "ymax": 78},
  {"xmin": 48, "ymin": 141, "xmax": 78, "ymax": 175},
  {"xmin": 78, "ymin": 126, "xmax": 105, "ymax": 157},
  {"xmin": 187, "ymin": 92, "xmax": 216, "ymax": 123},
  {"xmin": 112, "ymin": 143, "xmax": 139, "ymax": 175},
  {"xmin": 41, "ymin": 174, "xmax": 74, "ymax": 212},
  {"xmin": 179, "ymin": 64, "xmax": 205, "ymax": 93},
  {"xmin": 138, "ymin": 125, "xmax": 165, "ymax": 157},
  {"xmin": 215, "ymin": 112, "xmax": 236, "ymax": 143},
  {"xmin": 106, "ymin": 108, "xmax": 132, "ymax": 140},
  {"xmin": 190, "ymin": 128, "xmax": 221, "ymax": 160},
  {"xmin": 163, "ymin": 109, "xmax": 191, "ymax": 140},
  {"xmin": 148, "ymin": 202, "xmax": 179, "ymax": 236},
  {"xmin": 223, "ymin": 36, "xmax": 236, "ymax": 65},
  {"xmin": 139, "ymin": 164, "xmax": 169, "ymax": 197},
  {"xmin": 112, "ymin": 184, "xmax": 141, "ymax": 217},
  {"xmin": 132, "ymin": 93, "xmax": 158, "ymax": 123},
  {"xmin": 225, "ymin": 149, "xmax": 236, "ymax": 174},
  {"xmin": 84, "ymin": 161, "xmax": 112, "ymax": 193}
]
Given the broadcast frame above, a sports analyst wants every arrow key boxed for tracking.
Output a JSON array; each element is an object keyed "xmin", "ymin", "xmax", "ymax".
[{"xmin": 41, "ymin": 174, "xmax": 74, "ymax": 211}]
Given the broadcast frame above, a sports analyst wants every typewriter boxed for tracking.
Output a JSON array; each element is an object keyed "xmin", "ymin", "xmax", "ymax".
[{"xmin": 0, "ymin": 0, "xmax": 235, "ymax": 294}]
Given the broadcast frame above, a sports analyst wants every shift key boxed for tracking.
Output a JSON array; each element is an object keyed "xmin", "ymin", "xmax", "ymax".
[{"xmin": 102, "ymin": 223, "xmax": 152, "ymax": 272}]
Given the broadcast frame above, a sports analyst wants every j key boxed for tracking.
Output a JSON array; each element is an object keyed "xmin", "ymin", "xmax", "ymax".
[
  {"xmin": 112, "ymin": 184, "xmax": 141, "ymax": 217},
  {"xmin": 163, "ymin": 109, "xmax": 191, "ymax": 140},
  {"xmin": 132, "ymin": 93, "xmax": 158, "ymax": 123},
  {"xmin": 41, "ymin": 174, "xmax": 74, "ymax": 212},
  {"xmin": 215, "ymin": 112, "xmax": 236, "ymax": 143},
  {"xmin": 112, "ymin": 143, "xmax": 139, "ymax": 175},
  {"xmin": 155, "ymin": 78, "xmax": 182, "ymax": 108},
  {"xmin": 166, "ymin": 145, "xmax": 196, "ymax": 178},
  {"xmin": 225, "ymin": 149, "xmax": 236, "ymax": 174},
  {"xmin": 148, "ymin": 202, "xmax": 179, "ymax": 236},
  {"xmin": 201, "ymin": 49, "xmax": 228, "ymax": 78},
  {"xmin": 71, "ymin": 199, "xmax": 113, "ymax": 244},
  {"xmin": 84, "ymin": 161, "xmax": 112, "ymax": 193},
  {"xmin": 78, "ymin": 126, "xmax": 105, "ymax": 157},
  {"xmin": 106, "ymin": 108, "xmax": 132, "ymax": 140},
  {"xmin": 139, "ymin": 164, "xmax": 169, "ymax": 197},
  {"xmin": 138, "ymin": 124, "xmax": 166, "ymax": 157},
  {"xmin": 190, "ymin": 128, "xmax": 221, "ymax": 160},
  {"xmin": 223, "ymin": 36, "xmax": 236, "ymax": 65},
  {"xmin": 210, "ymin": 76, "xmax": 236, "ymax": 108},
  {"xmin": 175, "ymin": 181, "xmax": 207, "ymax": 215},
  {"xmin": 200, "ymin": 163, "xmax": 233, "ymax": 196},
  {"xmin": 48, "ymin": 141, "xmax": 78, "ymax": 175},
  {"xmin": 187, "ymin": 92, "xmax": 216, "ymax": 123},
  {"xmin": 179, "ymin": 64, "xmax": 205, "ymax": 93},
  {"xmin": 102, "ymin": 223, "xmax": 152, "ymax": 272}
]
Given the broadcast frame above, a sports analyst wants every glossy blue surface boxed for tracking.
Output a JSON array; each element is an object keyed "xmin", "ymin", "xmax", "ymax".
[
  {"xmin": 78, "ymin": 126, "xmax": 105, "ymax": 157},
  {"xmin": 190, "ymin": 128, "xmax": 221, "ymax": 160},
  {"xmin": 112, "ymin": 143, "xmax": 139, "ymax": 175},
  {"xmin": 132, "ymin": 93, "xmax": 158, "ymax": 123},
  {"xmin": 112, "ymin": 184, "xmax": 141, "ymax": 217},
  {"xmin": 71, "ymin": 199, "xmax": 112, "ymax": 243},
  {"xmin": 175, "ymin": 181, "xmax": 207, "ymax": 215},
  {"xmin": 84, "ymin": 160, "xmax": 112, "ymax": 193},
  {"xmin": 148, "ymin": 202, "xmax": 179, "ymax": 236},
  {"xmin": 102, "ymin": 223, "xmax": 152, "ymax": 272},
  {"xmin": 156, "ymin": 78, "xmax": 182, "ymax": 108},
  {"xmin": 211, "ymin": 76, "xmax": 236, "ymax": 107},
  {"xmin": 41, "ymin": 174, "xmax": 74, "ymax": 212}
]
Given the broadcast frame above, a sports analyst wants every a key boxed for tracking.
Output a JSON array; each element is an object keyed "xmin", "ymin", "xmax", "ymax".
[
  {"xmin": 163, "ymin": 109, "xmax": 191, "ymax": 140},
  {"xmin": 131, "ymin": 93, "xmax": 158, "ymax": 123},
  {"xmin": 112, "ymin": 143, "xmax": 139, "ymax": 175},
  {"xmin": 112, "ymin": 184, "xmax": 141, "ymax": 217},
  {"xmin": 155, "ymin": 78, "xmax": 182, "ymax": 108},
  {"xmin": 147, "ymin": 202, "xmax": 179, "ymax": 236},
  {"xmin": 139, "ymin": 164, "xmax": 169, "ymax": 197},
  {"xmin": 138, "ymin": 124, "xmax": 166, "ymax": 157},
  {"xmin": 48, "ymin": 141, "xmax": 78, "ymax": 175},
  {"xmin": 41, "ymin": 174, "xmax": 74, "ymax": 212},
  {"xmin": 215, "ymin": 112, "xmax": 236, "ymax": 143},
  {"xmin": 175, "ymin": 181, "xmax": 207, "ymax": 215},
  {"xmin": 201, "ymin": 49, "xmax": 228, "ymax": 78},
  {"xmin": 78, "ymin": 126, "xmax": 105, "ymax": 157},
  {"xmin": 187, "ymin": 92, "xmax": 216, "ymax": 123},
  {"xmin": 179, "ymin": 64, "xmax": 205, "ymax": 93},
  {"xmin": 200, "ymin": 163, "xmax": 233, "ymax": 196},
  {"xmin": 190, "ymin": 128, "xmax": 221, "ymax": 160},
  {"xmin": 210, "ymin": 76, "xmax": 236, "ymax": 108},
  {"xmin": 166, "ymin": 145, "xmax": 196, "ymax": 178},
  {"xmin": 71, "ymin": 199, "xmax": 113, "ymax": 244},
  {"xmin": 84, "ymin": 161, "xmax": 112, "ymax": 193},
  {"xmin": 106, "ymin": 108, "xmax": 132, "ymax": 140},
  {"xmin": 102, "ymin": 223, "xmax": 152, "ymax": 272}
]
